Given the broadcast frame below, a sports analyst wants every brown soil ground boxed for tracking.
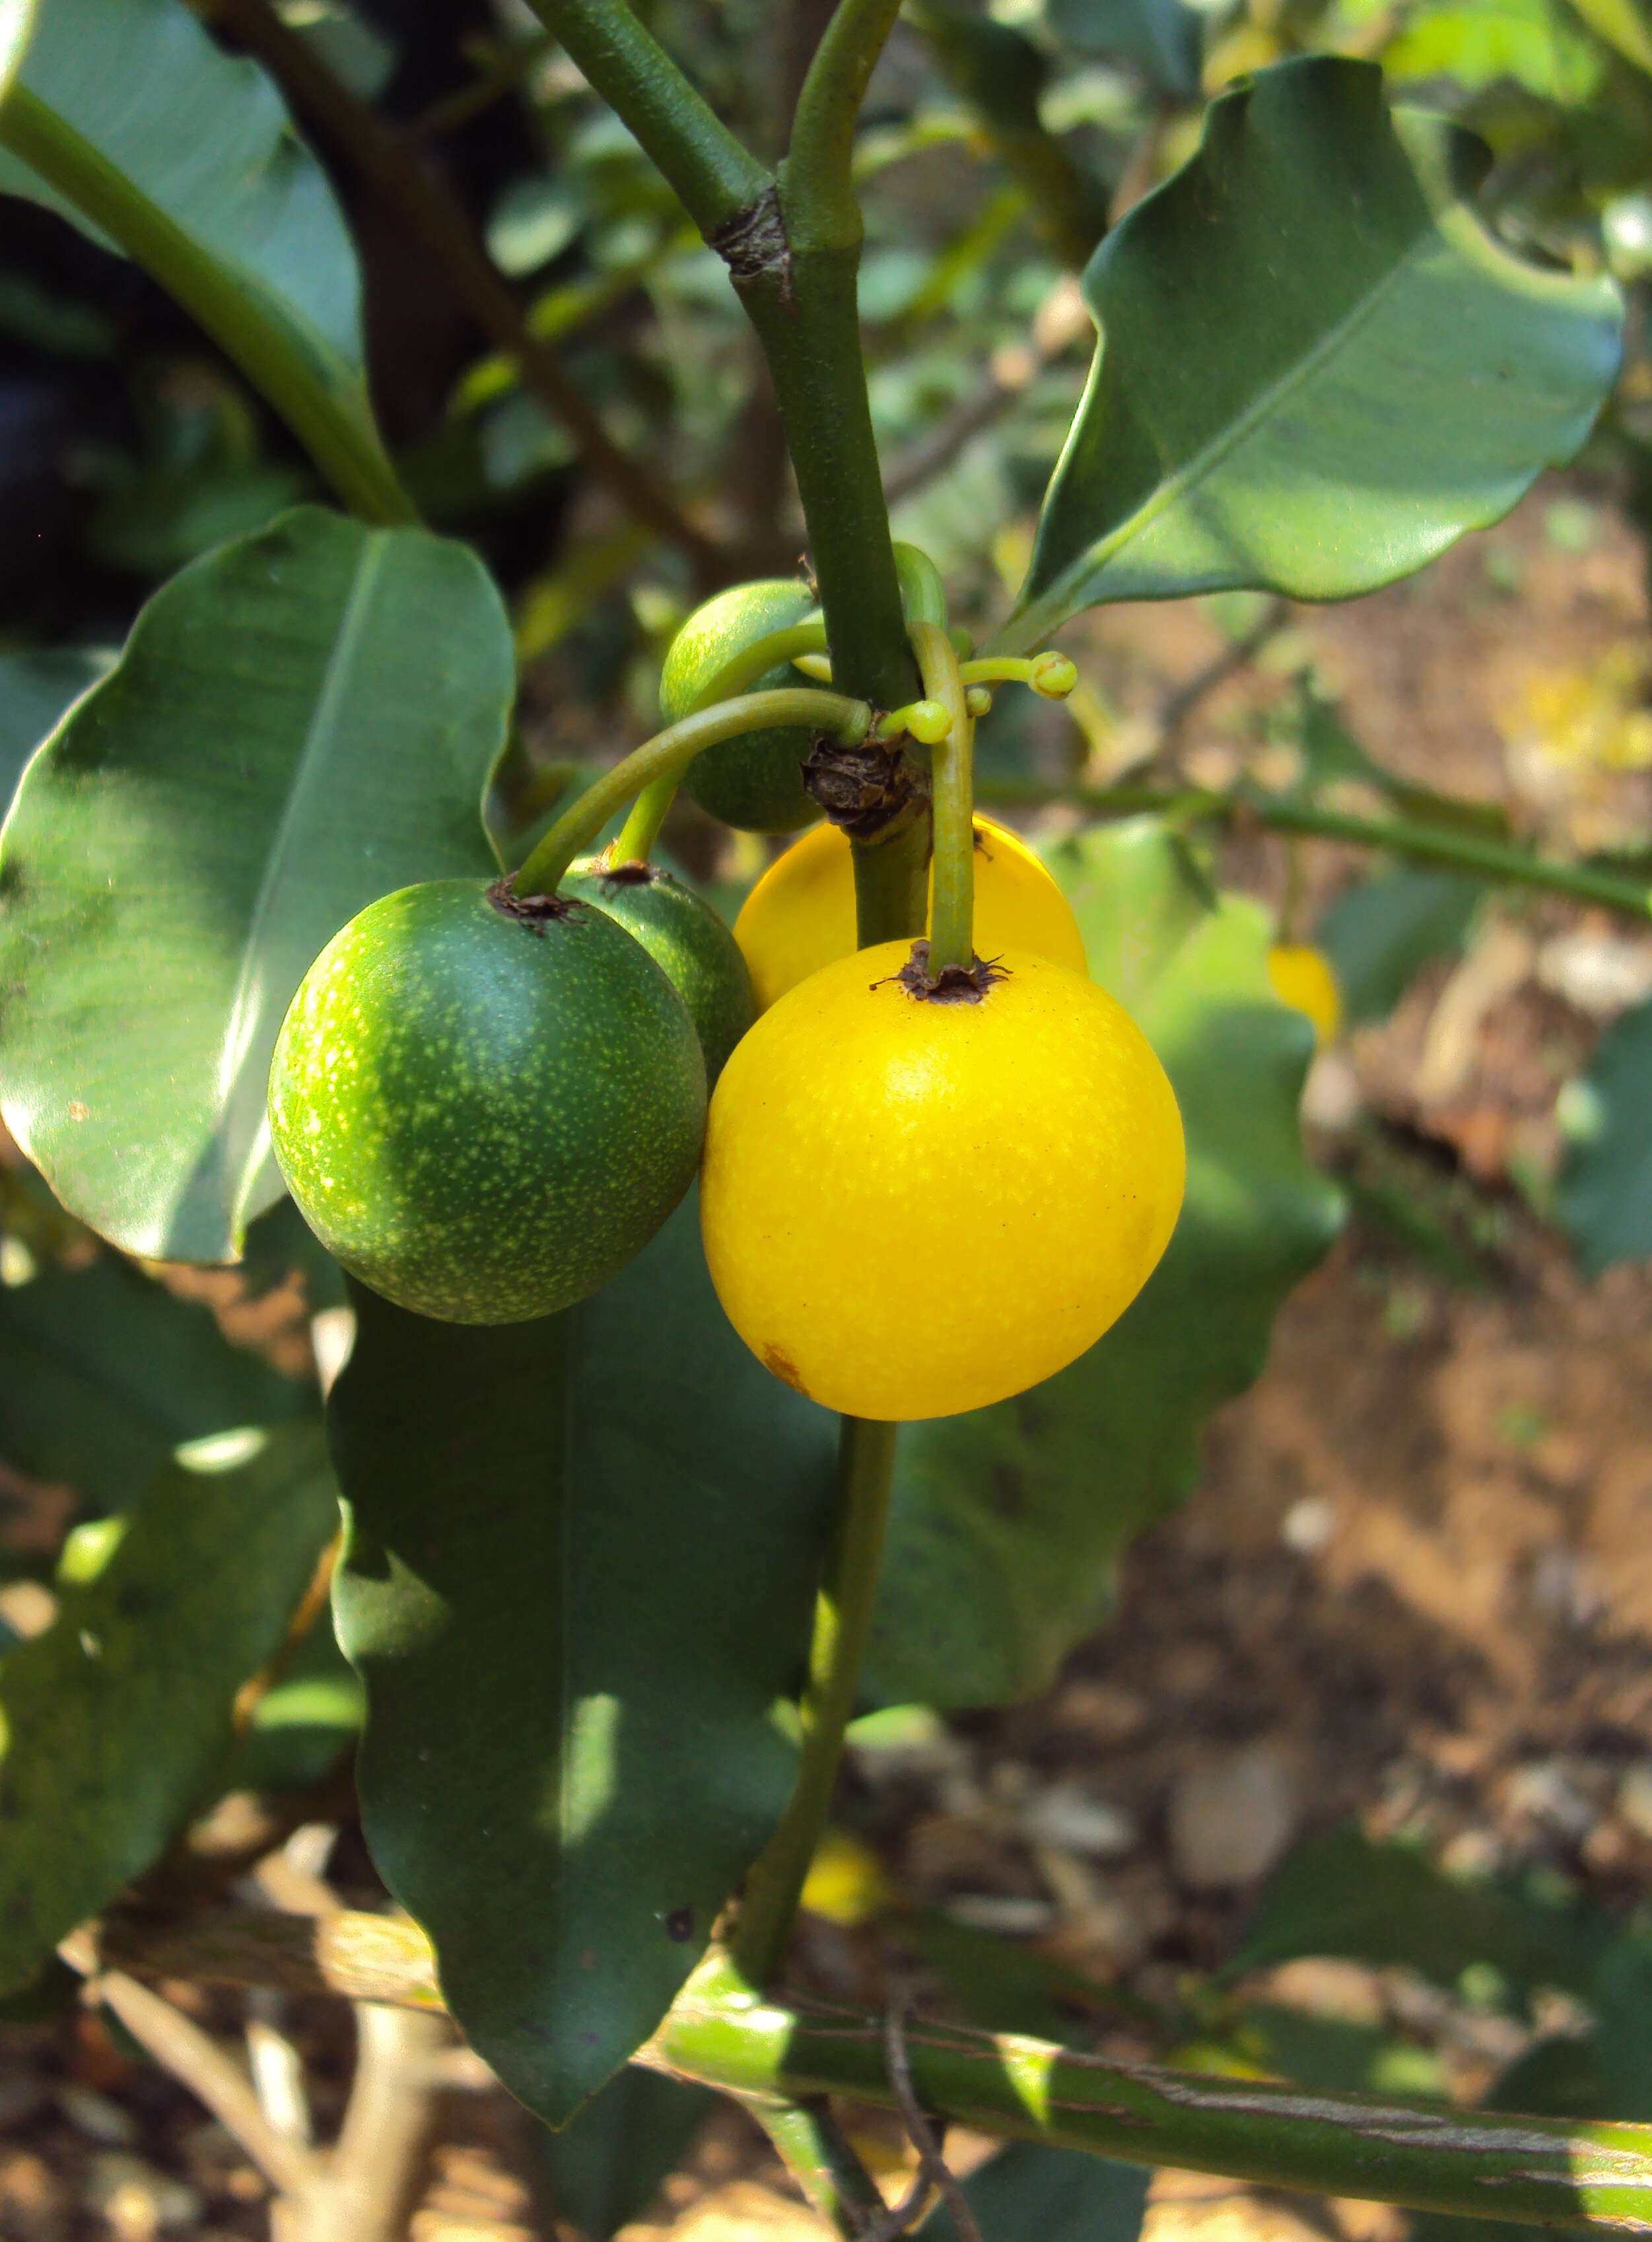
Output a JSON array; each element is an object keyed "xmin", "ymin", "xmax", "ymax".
[{"xmin": 9, "ymin": 475, "xmax": 1652, "ymax": 2241}]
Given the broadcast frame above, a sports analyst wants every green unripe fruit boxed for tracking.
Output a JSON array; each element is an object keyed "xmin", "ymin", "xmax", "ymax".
[
  {"xmin": 563, "ymin": 858, "xmax": 755, "ymax": 1083},
  {"xmin": 662, "ymin": 579, "xmax": 823, "ymax": 834},
  {"xmin": 267, "ymin": 878, "xmax": 706, "ymax": 1325}
]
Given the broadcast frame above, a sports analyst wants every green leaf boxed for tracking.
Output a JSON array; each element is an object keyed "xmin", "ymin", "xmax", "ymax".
[
  {"xmin": 0, "ymin": 648, "xmax": 110, "ymax": 817},
  {"xmin": 329, "ymin": 1192, "xmax": 837, "ymax": 2124},
  {"xmin": 1317, "ymin": 866, "xmax": 1481, "ymax": 1025},
  {"xmin": 0, "ymin": 1250, "xmax": 314, "ymax": 1512},
  {"xmin": 1045, "ymin": 0, "xmax": 1202, "ymax": 98},
  {"xmin": 0, "ymin": 1422, "xmax": 338, "ymax": 1994},
  {"xmin": 0, "ymin": 506, "xmax": 514, "ymax": 1264},
  {"xmin": 922, "ymin": 2141, "xmax": 1150, "ymax": 2242},
  {"xmin": 1554, "ymin": 997, "xmax": 1652, "ymax": 1274},
  {"xmin": 539, "ymin": 2066, "xmax": 714, "ymax": 2235},
  {"xmin": 995, "ymin": 57, "xmax": 1622, "ymax": 652},
  {"xmin": 0, "ymin": 0, "xmax": 407, "ymax": 521},
  {"xmin": 1232, "ymin": 1822, "xmax": 1606, "ymax": 2002},
  {"xmin": 867, "ymin": 819, "xmax": 1342, "ymax": 1707}
]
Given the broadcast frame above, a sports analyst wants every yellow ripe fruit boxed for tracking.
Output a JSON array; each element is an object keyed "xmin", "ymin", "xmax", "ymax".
[
  {"xmin": 733, "ymin": 814, "xmax": 1088, "ymax": 1013},
  {"xmin": 700, "ymin": 942, "xmax": 1185, "ymax": 1422},
  {"xmin": 1266, "ymin": 943, "xmax": 1342, "ymax": 1050}
]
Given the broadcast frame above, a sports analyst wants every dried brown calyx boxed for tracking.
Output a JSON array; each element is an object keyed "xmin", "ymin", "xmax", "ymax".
[
  {"xmin": 590, "ymin": 859, "xmax": 656, "ymax": 889},
  {"xmin": 487, "ymin": 875, "xmax": 582, "ymax": 934},
  {"xmin": 881, "ymin": 941, "xmax": 1009, "ymax": 1005},
  {"xmin": 802, "ymin": 735, "xmax": 923, "ymax": 840}
]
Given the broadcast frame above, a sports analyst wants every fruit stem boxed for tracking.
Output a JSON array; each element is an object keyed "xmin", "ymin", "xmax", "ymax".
[
  {"xmin": 892, "ymin": 540, "xmax": 948, "ymax": 627},
  {"xmin": 909, "ymin": 618, "xmax": 976, "ymax": 974},
  {"xmin": 609, "ymin": 775, "xmax": 677, "ymax": 867},
  {"xmin": 684, "ymin": 619, "xmax": 830, "ymax": 713},
  {"xmin": 512, "ymin": 689, "xmax": 870, "ymax": 897},
  {"xmin": 960, "ymin": 652, "xmax": 1077, "ymax": 698},
  {"xmin": 608, "ymin": 620, "xmax": 832, "ymax": 867},
  {"xmin": 727, "ymin": 1417, "xmax": 899, "ymax": 1988}
]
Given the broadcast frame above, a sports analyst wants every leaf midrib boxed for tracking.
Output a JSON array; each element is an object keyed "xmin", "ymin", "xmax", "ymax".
[
  {"xmin": 212, "ymin": 531, "xmax": 390, "ymax": 1224},
  {"xmin": 1013, "ymin": 219, "xmax": 1439, "ymax": 639}
]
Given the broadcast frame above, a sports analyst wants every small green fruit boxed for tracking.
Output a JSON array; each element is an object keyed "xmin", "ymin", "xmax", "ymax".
[
  {"xmin": 268, "ymin": 879, "xmax": 706, "ymax": 1324},
  {"xmin": 563, "ymin": 858, "xmax": 754, "ymax": 1082},
  {"xmin": 662, "ymin": 579, "xmax": 822, "ymax": 834}
]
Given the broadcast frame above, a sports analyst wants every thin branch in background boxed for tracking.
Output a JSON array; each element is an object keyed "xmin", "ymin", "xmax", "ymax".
[
  {"xmin": 883, "ymin": 278, "xmax": 1090, "ymax": 507},
  {"xmin": 190, "ymin": 0, "xmax": 725, "ymax": 578},
  {"xmin": 92, "ymin": 1970, "xmax": 323, "ymax": 2206},
  {"xmin": 400, "ymin": 33, "xmax": 556, "ymax": 146},
  {"xmin": 1156, "ymin": 596, "xmax": 1292, "ymax": 742},
  {"xmin": 300, "ymin": 2002, "xmax": 452, "ymax": 2242},
  {"xmin": 882, "ymin": 1992, "xmax": 981, "ymax": 2242}
]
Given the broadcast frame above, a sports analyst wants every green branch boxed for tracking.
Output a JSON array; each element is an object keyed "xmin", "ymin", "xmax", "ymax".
[
  {"xmin": 728, "ymin": 1417, "xmax": 899, "ymax": 1986},
  {"xmin": 974, "ymin": 781, "xmax": 1652, "ymax": 922},
  {"xmin": 522, "ymin": 0, "xmax": 769, "ymax": 237},
  {"xmin": 785, "ymin": 0, "xmax": 907, "ymax": 251},
  {"xmin": 650, "ymin": 1959, "xmax": 1652, "ymax": 2234}
]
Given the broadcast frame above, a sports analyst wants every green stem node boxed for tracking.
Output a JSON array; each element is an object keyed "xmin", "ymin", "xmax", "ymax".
[
  {"xmin": 512, "ymin": 689, "xmax": 868, "ymax": 897},
  {"xmin": 911, "ymin": 619, "xmax": 975, "ymax": 972}
]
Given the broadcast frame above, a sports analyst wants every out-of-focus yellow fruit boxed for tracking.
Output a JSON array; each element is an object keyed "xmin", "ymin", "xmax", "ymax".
[
  {"xmin": 800, "ymin": 1828, "xmax": 889, "ymax": 1926},
  {"xmin": 1266, "ymin": 944, "xmax": 1342, "ymax": 1050}
]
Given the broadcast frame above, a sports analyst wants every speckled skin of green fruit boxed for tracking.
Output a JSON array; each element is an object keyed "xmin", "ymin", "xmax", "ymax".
[
  {"xmin": 267, "ymin": 879, "xmax": 706, "ymax": 1325},
  {"xmin": 563, "ymin": 858, "xmax": 754, "ymax": 1083},
  {"xmin": 661, "ymin": 579, "xmax": 823, "ymax": 834}
]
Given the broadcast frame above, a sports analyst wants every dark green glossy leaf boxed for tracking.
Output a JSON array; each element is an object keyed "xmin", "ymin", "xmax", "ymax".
[
  {"xmin": 922, "ymin": 2141, "xmax": 1150, "ymax": 2242},
  {"xmin": 996, "ymin": 58, "xmax": 1622, "ymax": 650},
  {"xmin": 1045, "ymin": 0, "xmax": 1202, "ymax": 97},
  {"xmin": 0, "ymin": 0, "xmax": 405, "ymax": 520},
  {"xmin": 329, "ymin": 1192, "xmax": 837, "ymax": 2124},
  {"xmin": 1232, "ymin": 1822, "xmax": 1606, "ymax": 2002},
  {"xmin": 539, "ymin": 2066, "xmax": 714, "ymax": 2235},
  {"xmin": 0, "ymin": 1250, "xmax": 313, "ymax": 1511},
  {"xmin": 0, "ymin": 506, "xmax": 514, "ymax": 1264},
  {"xmin": 868, "ymin": 819, "xmax": 1342, "ymax": 1707},
  {"xmin": 1555, "ymin": 997, "xmax": 1652, "ymax": 1274},
  {"xmin": 1318, "ymin": 867, "xmax": 1481, "ymax": 1025},
  {"xmin": 0, "ymin": 648, "xmax": 110, "ymax": 817},
  {"xmin": 0, "ymin": 1422, "xmax": 338, "ymax": 1993}
]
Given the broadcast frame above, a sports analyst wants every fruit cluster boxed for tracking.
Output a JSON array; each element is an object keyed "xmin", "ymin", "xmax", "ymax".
[{"xmin": 268, "ymin": 575, "xmax": 1190, "ymax": 1421}]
